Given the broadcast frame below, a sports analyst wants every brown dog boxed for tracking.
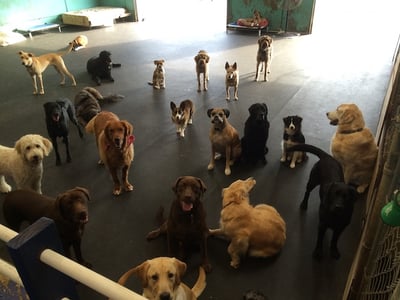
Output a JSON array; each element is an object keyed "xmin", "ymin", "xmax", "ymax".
[
  {"xmin": 148, "ymin": 59, "xmax": 166, "ymax": 89},
  {"xmin": 255, "ymin": 35, "xmax": 273, "ymax": 82},
  {"xmin": 170, "ymin": 99, "xmax": 194, "ymax": 138},
  {"xmin": 209, "ymin": 178, "xmax": 286, "ymax": 268},
  {"xmin": 117, "ymin": 257, "xmax": 206, "ymax": 300},
  {"xmin": 146, "ymin": 176, "xmax": 211, "ymax": 273},
  {"xmin": 225, "ymin": 62, "xmax": 239, "ymax": 101},
  {"xmin": 207, "ymin": 108, "xmax": 241, "ymax": 176},
  {"xmin": 85, "ymin": 111, "xmax": 134, "ymax": 196},
  {"xmin": 70, "ymin": 35, "xmax": 88, "ymax": 51},
  {"xmin": 194, "ymin": 50, "xmax": 210, "ymax": 92},
  {"xmin": 18, "ymin": 44, "xmax": 76, "ymax": 95},
  {"xmin": 327, "ymin": 103, "xmax": 378, "ymax": 193},
  {"xmin": 3, "ymin": 187, "xmax": 91, "ymax": 267}
]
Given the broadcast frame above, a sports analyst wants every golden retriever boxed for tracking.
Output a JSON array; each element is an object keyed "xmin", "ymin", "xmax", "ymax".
[
  {"xmin": 85, "ymin": 111, "xmax": 134, "ymax": 195},
  {"xmin": 209, "ymin": 177, "xmax": 286, "ymax": 268},
  {"xmin": 18, "ymin": 44, "xmax": 76, "ymax": 95},
  {"xmin": 327, "ymin": 103, "xmax": 378, "ymax": 193},
  {"xmin": 116, "ymin": 257, "xmax": 206, "ymax": 300}
]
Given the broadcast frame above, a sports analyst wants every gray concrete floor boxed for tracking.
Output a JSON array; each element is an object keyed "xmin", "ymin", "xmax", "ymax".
[{"xmin": 0, "ymin": 13, "xmax": 398, "ymax": 300}]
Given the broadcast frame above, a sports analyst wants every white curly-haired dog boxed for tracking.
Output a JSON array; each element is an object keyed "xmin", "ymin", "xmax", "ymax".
[{"xmin": 0, "ymin": 134, "xmax": 52, "ymax": 194}]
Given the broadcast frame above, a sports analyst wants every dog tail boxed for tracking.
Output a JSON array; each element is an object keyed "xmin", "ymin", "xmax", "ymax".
[
  {"xmin": 102, "ymin": 94, "xmax": 125, "ymax": 103},
  {"xmin": 288, "ymin": 144, "xmax": 331, "ymax": 159},
  {"xmin": 192, "ymin": 266, "xmax": 206, "ymax": 298},
  {"xmin": 147, "ymin": 82, "xmax": 154, "ymax": 86},
  {"xmin": 85, "ymin": 114, "xmax": 96, "ymax": 134},
  {"xmin": 58, "ymin": 43, "xmax": 74, "ymax": 56}
]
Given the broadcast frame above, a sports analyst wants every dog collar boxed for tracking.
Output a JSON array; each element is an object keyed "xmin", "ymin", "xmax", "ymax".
[
  {"xmin": 127, "ymin": 134, "xmax": 135, "ymax": 146},
  {"xmin": 339, "ymin": 128, "xmax": 363, "ymax": 134}
]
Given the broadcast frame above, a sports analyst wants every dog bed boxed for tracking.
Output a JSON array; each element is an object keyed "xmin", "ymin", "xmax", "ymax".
[
  {"xmin": 62, "ymin": 6, "xmax": 129, "ymax": 28},
  {"xmin": 226, "ymin": 21, "xmax": 268, "ymax": 36}
]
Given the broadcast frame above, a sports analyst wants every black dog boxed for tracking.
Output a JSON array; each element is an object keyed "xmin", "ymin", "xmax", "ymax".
[
  {"xmin": 280, "ymin": 115, "xmax": 307, "ymax": 168},
  {"xmin": 288, "ymin": 144, "xmax": 356, "ymax": 259},
  {"xmin": 146, "ymin": 176, "xmax": 211, "ymax": 273},
  {"xmin": 3, "ymin": 187, "xmax": 91, "ymax": 267},
  {"xmin": 74, "ymin": 87, "xmax": 124, "ymax": 127},
  {"xmin": 43, "ymin": 98, "xmax": 83, "ymax": 165},
  {"xmin": 86, "ymin": 50, "xmax": 121, "ymax": 85},
  {"xmin": 243, "ymin": 289, "xmax": 269, "ymax": 300},
  {"xmin": 241, "ymin": 103, "xmax": 269, "ymax": 164}
]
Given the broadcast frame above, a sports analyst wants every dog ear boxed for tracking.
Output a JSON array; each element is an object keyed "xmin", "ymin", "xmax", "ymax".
[
  {"xmin": 173, "ymin": 177, "xmax": 184, "ymax": 194},
  {"xmin": 205, "ymin": 54, "xmax": 210, "ymax": 63},
  {"xmin": 223, "ymin": 109, "xmax": 230, "ymax": 118},
  {"xmin": 194, "ymin": 55, "xmax": 199, "ymax": 63},
  {"xmin": 207, "ymin": 108, "xmax": 214, "ymax": 118},
  {"xmin": 262, "ymin": 103, "xmax": 268, "ymax": 114},
  {"xmin": 225, "ymin": 62, "xmax": 229, "ymax": 70},
  {"xmin": 118, "ymin": 261, "xmax": 151, "ymax": 288},
  {"xmin": 41, "ymin": 137, "xmax": 53, "ymax": 156},
  {"xmin": 173, "ymin": 258, "xmax": 187, "ymax": 287},
  {"xmin": 121, "ymin": 120, "xmax": 133, "ymax": 137},
  {"xmin": 196, "ymin": 177, "xmax": 207, "ymax": 194},
  {"xmin": 74, "ymin": 187, "xmax": 90, "ymax": 201},
  {"xmin": 170, "ymin": 101, "xmax": 177, "ymax": 111},
  {"xmin": 232, "ymin": 62, "xmax": 237, "ymax": 70}
]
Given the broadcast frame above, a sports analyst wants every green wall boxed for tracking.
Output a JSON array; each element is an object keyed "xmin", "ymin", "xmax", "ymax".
[
  {"xmin": 228, "ymin": 0, "xmax": 315, "ymax": 34},
  {"xmin": 0, "ymin": 0, "xmax": 135, "ymax": 27}
]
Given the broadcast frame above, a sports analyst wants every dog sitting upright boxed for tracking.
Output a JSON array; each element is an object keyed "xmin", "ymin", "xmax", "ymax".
[
  {"xmin": 43, "ymin": 98, "xmax": 84, "ymax": 165},
  {"xmin": 170, "ymin": 99, "xmax": 194, "ymax": 138},
  {"xmin": 86, "ymin": 50, "xmax": 121, "ymax": 85},
  {"xmin": 148, "ymin": 59, "xmax": 166, "ymax": 89},
  {"xmin": 194, "ymin": 50, "xmax": 210, "ymax": 92},
  {"xmin": 18, "ymin": 43, "xmax": 76, "ymax": 95},
  {"xmin": 288, "ymin": 144, "xmax": 356, "ymax": 259},
  {"xmin": 280, "ymin": 115, "xmax": 307, "ymax": 168},
  {"xmin": 225, "ymin": 62, "xmax": 239, "ymax": 101},
  {"xmin": 146, "ymin": 176, "xmax": 211, "ymax": 273},
  {"xmin": 255, "ymin": 35, "xmax": 273, "ymax": 82},
  {"xmin": 207, "ymin": 108, "xmax": 241, "ymax": 176},
  {"xmin": 241, "ymin": 103, "xmax": 270, "ymax": 165}
]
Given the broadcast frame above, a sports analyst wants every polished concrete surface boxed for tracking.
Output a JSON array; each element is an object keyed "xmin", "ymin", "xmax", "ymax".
[{"xmin": 0, "ymin": 11, "xmax": 398, "ymax": 300}]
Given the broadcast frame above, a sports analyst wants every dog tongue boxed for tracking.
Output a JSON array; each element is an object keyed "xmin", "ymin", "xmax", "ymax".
[{"xmin": 181, "ymin": 201, "xmax": 193, "ymax": 211}]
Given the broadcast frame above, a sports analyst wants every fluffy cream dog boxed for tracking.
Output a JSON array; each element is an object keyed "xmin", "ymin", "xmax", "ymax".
[
  {"xmin": 210, "ymin": 177, "xmax": 286, "ymax": 268},
  {"xmin": 0, "ymin": 134, "xmax": 52, "ymax": 194},
  {"xmin": 327, "ymin": 103, "xmax": 378, "ymax": 193}
]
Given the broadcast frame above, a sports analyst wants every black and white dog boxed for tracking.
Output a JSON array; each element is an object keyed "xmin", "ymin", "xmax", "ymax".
[
  {"xmin": 86, "ymin": 50, "xmax": 121, "ymax": 85},
  {"xmin": 280, "ymin": 115, "xmax": 307, "ymax": 168},
  {"xmin": 43, "ymin": 99, "xmax": 83, "ymax": 165},
  {"xmin": 288, "ymin": 144, "xmax": 356, "ymax": 259},
  {"xmin": 241, "ymin": 103, "xmax": 269, "ymax": 164}
]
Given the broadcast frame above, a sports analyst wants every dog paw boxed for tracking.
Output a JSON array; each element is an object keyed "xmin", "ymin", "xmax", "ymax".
[
  {"xmin": 300, "ymin": 201, "xmax": 308, "ymax": 210},
  {"xmin": 330, "ymin": 247, "xmax": 341, "ymax": 259},
  {"xmin": 224, "ymin": 168, "xmax": 231, "ymax": 176},
  {"xmin": 125, "ymin": 183, "xmax": 134, "ymax": 192},
  {"xmin": 207, "ymin": 163, "xmax": 214, "ymax": 171},
  {"xmin": 0, "ymin": 184, "xmax": 12, "ymax": 193},
  {"xmin": 290, "ymin": 163, "xmax": 296, "ymax": 168},
  {"xmin": 113, "ymin": 188, "xmax": 122, "ymax": 196},
  {"xmin": 230, "ymin": 260, "xmax": 240, "ymax": 269}
]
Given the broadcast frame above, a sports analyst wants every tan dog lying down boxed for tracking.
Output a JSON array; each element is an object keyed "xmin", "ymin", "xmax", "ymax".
[
  {"xmin": 327, "ymin": 103, "xmax": 378, "ymax": 193},
  {"xmin": 210, "ymin": 177, "xmax": 286, "ymax": 268},
  {"xmin": 116, "ymin": 257, "xmax": 206, "ymax": 300},
  {"xmin": 18, "ymin": 43, "xmax": 76, "ymax": 95}
]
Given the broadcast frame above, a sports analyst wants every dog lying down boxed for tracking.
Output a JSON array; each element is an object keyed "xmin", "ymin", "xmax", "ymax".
[
  {"xmin": 210, "ymin": 177, "xmax": 286, "ymax": 268},
  {"xmin": 116, "ymin": 257, "xmax": 206, "ymax": 300}
]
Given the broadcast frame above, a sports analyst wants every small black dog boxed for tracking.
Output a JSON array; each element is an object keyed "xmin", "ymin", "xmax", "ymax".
[
  {"xmin": 280, "ymin": 115, "xmax": 307, "ymax": 168},
  {"xmin": 86, "ymin": 50, "xmax": 121, "ymax": 85},
  {"xmin": 288, "ymin": 144, "xmax": 356, "ymax": 259},
  {"xmin": 241, "ymin": 103, "xmax": 269, "ymax": 164},
  {"xmin": 43, "ymin": 98, "xmax": 83, "ymax": 165}
]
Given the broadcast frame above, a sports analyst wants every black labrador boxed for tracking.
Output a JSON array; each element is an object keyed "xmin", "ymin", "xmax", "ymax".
[
  {"xmin": 43, "ymin": 98, "xmax": 83, "ymax": 165},
  {"xmin": 241, "ymin": 103, "xmax": 270, "ymax": 164},
  {"xmin": 288, "ymin": 144, "xmax": 356, "ymax": 259},
  {"xmin": 86, "ymin": 50, "xmax": 121, "ymax": 85}
]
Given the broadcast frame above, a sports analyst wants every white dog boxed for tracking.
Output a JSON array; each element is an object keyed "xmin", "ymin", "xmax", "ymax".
[{"xmin": 0, "ymin": 134, "xmax": 52, "ymax": 194}]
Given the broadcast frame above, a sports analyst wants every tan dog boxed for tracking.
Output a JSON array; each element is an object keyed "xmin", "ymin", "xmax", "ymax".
[
  {"xmin": 327, "ymin": 103, "xmax": 378, "ymax": 193},
  {"xmin": 210, "ymin": 177, "xmax": 286, "ymax": 268},
  {"xmin": 207, "ymin": 108, "xmax": 241, "ymax": 176},
  {"xmin": 18, "ymin": 44, "xmax": 76, "ymax": 95},
  {"xmin": 194, "ymin": 50, "xmax": 210, "ymax": 92},
  {"xmin": 255, "ymin": 35, "xmax": 273, "ymax": 82},
  {"xmin": 225, "ymin": 62, "xmax": 239, "ymax": 101},
  {"xmin": 70, "ymin": 35, "xmax": 88, "ymax": 51},
  {"xmin": 170, "ymin": 100, "xmax": 194, "ymax": 138},
  {"xmin": 85, "ymin": 111, "xmax": 134, "ymax": 195},
  {"xmin": 117, "ymin": 257, "xmax": 206, "ymax": 300},
  {"xmin": 148, "ymin": 59, "xmax": 166, "ymax": 89}
]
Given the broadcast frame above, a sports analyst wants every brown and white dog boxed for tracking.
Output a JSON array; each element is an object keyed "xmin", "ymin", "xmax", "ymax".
[
  {"xmin": 116, "ymin": 257, "xmax": 206, "ymax": 300},
  {"xmin": 70, "ymin": 35, "xmax": 88, "ymax": 51},
  {"xmin": 85, "ymin": 111, "xmax": 134, "ymax": 196},
  {"xmin": 194, "ymin": 50, "xmax": 210, "ymax": 92},
  {"xmin": 18, "ymin": 44, "xmax": 76, "ymax": 95},
  {"xmin": 148, "ymin": 59, "xmax": 166, "ymax": 89},
  {"xmin": 255, "ymin": 35, "xmax": 273, "ymax": 82},
  {"xmin": 207, "ymin": 108, "xmax": 242, "ymax": 176},
  {"xmin": 327, "ymin": 103, "xmax": 378, "ymax": 193},
  {"xmin": 170, "ymin": 99, "xmax": 194, "ymax": 138},
  {"xmin": 225, "ymin": 62, "xmax": 239, "ymax": 101},
  {"xmin": 146, "ymin": 176, "xmax": 211, "ymax": 273}
]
